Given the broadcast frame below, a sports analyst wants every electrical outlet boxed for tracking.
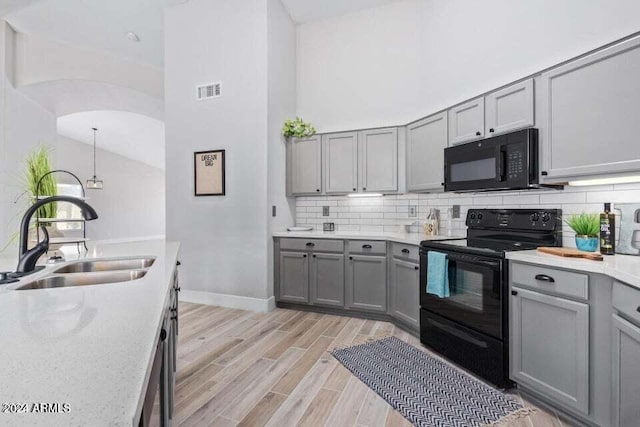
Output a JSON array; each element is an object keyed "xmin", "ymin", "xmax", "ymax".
[
  {"xmin": 323, "ymin": 222, "xmax": 335, "ymax": 232},
  {"xmin": 322, "ymin": 206, "xmax": 330, "ymax": 216},
  {"xmin": 408, "ymin": 205, "xmax": 417, "ymax": 217},
  {"xmin": 452, "ymin": 205, "xmax": 461, "ymax": 219}
]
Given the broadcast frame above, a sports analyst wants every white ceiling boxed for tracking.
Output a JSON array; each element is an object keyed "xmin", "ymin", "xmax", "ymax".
[
  {"xmin": 57, "ymin": 111, "xmax": 165, "ymax": 170},
  {"xmin": 280, "ymin": 0, "xmax": 401, "ymax": 24},
  {"xmin": 6, "ymin": 0, "xmax": 400, "ymax": 68}
]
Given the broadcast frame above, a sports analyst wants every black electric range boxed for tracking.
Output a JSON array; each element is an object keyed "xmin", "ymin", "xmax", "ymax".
[{"xmin": 419, "ymin": 208, "xmax": 562, "ymax": 388}]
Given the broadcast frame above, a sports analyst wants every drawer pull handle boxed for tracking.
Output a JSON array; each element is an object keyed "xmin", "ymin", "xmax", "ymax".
[
  {"xmin": 511, "ymin": 290, "xmax": 518, "ymax": 296},
  {"xmin": 362, "ymin": 244, "xmax": 372, "ymax": 249},
  {"xmin": 414, "ymin": 266, "xmax": 419, "ymax": 270},
  {"xmin": 306, "ymin": 242, "xmax": 315, "ymax": 247},
  {"xmin": 401, "ymin": 249, "xmax": 410, "ymax": 254},
  {"xmin": 535, "ymin": 274, "xmax": 555, "ymax": 283}
]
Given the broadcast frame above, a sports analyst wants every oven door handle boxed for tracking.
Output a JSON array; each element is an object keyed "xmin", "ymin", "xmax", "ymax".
[
  {"xmin": 427, "ymin": 318, "xmax": 488, "ymax": 348},
  {"xmin": 446, "ymin": 254, "xmax": 500, "ymax": 269}
]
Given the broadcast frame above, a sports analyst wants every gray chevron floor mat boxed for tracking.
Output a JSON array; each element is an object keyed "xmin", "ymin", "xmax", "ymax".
[{"xmin": 331, "ymin": 336, "xmax": 532, "ymax": 427}]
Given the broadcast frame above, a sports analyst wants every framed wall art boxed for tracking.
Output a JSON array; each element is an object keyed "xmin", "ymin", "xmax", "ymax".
[{"xmin": 194, "ymin": 149, "xmax": 225, "ymax": 196}]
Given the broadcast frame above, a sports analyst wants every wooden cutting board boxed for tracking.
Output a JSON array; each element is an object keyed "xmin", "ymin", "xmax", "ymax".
[{"xmin": 537, "ymin": 247, "xmax": 604, "ymax": 261}]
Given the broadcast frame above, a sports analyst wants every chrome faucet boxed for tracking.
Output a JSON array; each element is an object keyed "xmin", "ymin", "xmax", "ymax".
[{"xmin": 16, "ymin": 196, "xmax": 98, "ymax": 275}]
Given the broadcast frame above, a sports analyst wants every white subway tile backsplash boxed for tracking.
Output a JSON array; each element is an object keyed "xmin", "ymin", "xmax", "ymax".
[{"xmin": 294, "ymin": 186, "xmax": 640, "ymax": 237}]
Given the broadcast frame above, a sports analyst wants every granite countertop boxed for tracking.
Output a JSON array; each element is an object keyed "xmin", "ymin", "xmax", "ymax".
[
  {"xmin": 0, "ymin": 240, "xmax": 180, "ymax": 426},
  {"xmin": 506, "ymin": 250, "xmax": 640, "ymax": 290},
  {"xmin": 272, "ymin": 230, "xmax": 465, "ymax": 246}
]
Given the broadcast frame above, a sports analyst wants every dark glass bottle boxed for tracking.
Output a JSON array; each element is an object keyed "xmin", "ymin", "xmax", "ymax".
[{"xmin": 600, "ymin": 203, "xmax": 615, "ymax": 255}]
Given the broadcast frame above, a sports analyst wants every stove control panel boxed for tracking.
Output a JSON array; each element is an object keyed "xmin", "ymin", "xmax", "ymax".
[{"xmin": 466, "ymin": 209, "xmax": 562, "ymax": 231}]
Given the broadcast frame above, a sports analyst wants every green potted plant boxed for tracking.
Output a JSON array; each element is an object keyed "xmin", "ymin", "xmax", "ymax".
[
  {"xmin": 565, "ymin": 213, "xmax": 600, "ymax": 252},
  {"xmin": 282, "ymin": 117, "xmax": 316, "ymax": 138},
  {"xmin": 24, "ymin": 146, "xmax": 61, "ymax": 246}
]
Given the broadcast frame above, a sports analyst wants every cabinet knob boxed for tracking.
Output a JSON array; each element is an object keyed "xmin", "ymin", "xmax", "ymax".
[
  {"xmin": 316, "ymin": 189, "xmax": 320, "ymax": 192},
  {"xmin": 511, "ymin": 290, "xmax": 518, "ymax": 296},
  {"xmin": 349, "ymin": 256, "xmax": 353, "ymax": 260},
  {"xmin": 414, "ymin": 266, "xmax": 419, "ymax": 270},
  {"xmin": 401, "ymin": 249, "xmax": 410, "ymax": 254},
  {"xmin": 475, "ymin": 131, "xmax": 481, "ymax": 136},
  {"xmin": 176, "ymin": 260, "xmax": 181, "ymax": 266},
  {"xmin": 489, "ymin": 128, "xmax": 495, "ymax": 133},
  {"xmin": 312, "ymin": 254, "xmax": 316, "ymax": 258},
  {"xmin": 636, "ymin": 306, "xmax": 640, "ymax": 313},
  {"xmin": 303, "ymin": 254, "xmax": 307, "ymax": 258},
  {"xmin": 541, "ymin": 171, "xmax": 548, "ymax": 176},
  {"xmin": 353, "ymin": 188, "xmax": 357, "ymax": 191},
  {"xmin": 441, "ymin": 182, "xmax": 445, "ymax": 186},
  {"xmin": 160, "ymin": 328, "xmax": 167, "ymax": 341},
  {"xmin": 534, "ymin": 274, "xmax": 555, "ymax": 283},
  {"xmin": 363, "ymin": 187, "xmax": 367, "ymax": 191}
]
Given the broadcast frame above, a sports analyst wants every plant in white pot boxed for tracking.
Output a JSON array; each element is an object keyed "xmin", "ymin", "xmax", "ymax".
[
  {"xmin": 282, "ymin": 117, "xmax": 316, "ymax": 139},
  {"xmin": 565, "ymin": 213, "xmax": 600, "ymax": 252}
]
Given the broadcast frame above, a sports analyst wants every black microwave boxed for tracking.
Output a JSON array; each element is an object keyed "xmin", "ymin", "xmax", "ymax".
[{"xmin": 444, "ymin": 128, "xmax": 543, "ymax": 192}]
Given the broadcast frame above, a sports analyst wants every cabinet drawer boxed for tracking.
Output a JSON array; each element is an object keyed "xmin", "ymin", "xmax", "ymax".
[
  {"xmin": 511, "ymin": 262, "xmax": 588, "ymax": 300},
  {"xmin": 347, "ymin": 240, "xmax": 386, "ymax": 255},
  {"xmin": 391, "ymin": 243, "xmax": 419, "ymax": 262},
  {"xmin": 279, "ymin": 238, "xmax": 343, "ymax": 252},
  {"xmin": 613, "ymin": 281, "xmax": 640, "ymax": 325}
]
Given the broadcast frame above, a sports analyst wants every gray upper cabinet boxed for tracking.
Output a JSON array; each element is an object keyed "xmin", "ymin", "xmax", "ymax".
[
  {"xmin": 289, "ymin": 136, "xmax": 322, "ymax": 195},
  {"xmin": 311, "ymin": 252, "xmax": 345, "ymax": 307},
  {"xmin": 323, "ymin": 132, "xmax": 358, "ymax": 194},
  {"xmin": 510, "ymin": 286, "xmax": 589, "ymax": 415},
  {"xmin": 448, "ymin": 97, "xmax": 485, "ymax": 145},
  {"xmin": 389, "ymin": 257, "xmax": 420, "ymax": 329},
  {"xmin": 611, "ymin": 314, "xmax": 640, "ymax": 427},
  {"xmin": 279, "ymin": 251, "xmax": 309, "ymax": 303},
  {"xmin": 359, "ymin": 128, "xmax": 398, "ymax": 193},
  {"xmin": 537, "ymin": 36, "xmax": 640, "ymax": 181},
  {"xmin": 485, "ymin": 79, "xmax": 534, "ymax": 137},
  {"xmin": 406, "ymin": 112, "xmax": 447, "ymax": 192},
  {"xmin": 346, "ymin": 254, "xmax": 387, "ymax": 312}
]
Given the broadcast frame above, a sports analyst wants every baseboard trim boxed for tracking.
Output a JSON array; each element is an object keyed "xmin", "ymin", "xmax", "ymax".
[{"xmin": 180, "ymin": 289, "xmax": 275, "ymax": 313}]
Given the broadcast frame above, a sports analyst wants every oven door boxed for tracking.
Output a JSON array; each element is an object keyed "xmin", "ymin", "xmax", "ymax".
[{"xmin": 420, "ymin": 251, "xmax": 502, "ymax": 339}]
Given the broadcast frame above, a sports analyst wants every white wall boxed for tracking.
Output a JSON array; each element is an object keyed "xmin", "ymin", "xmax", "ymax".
[
  {"xmin": 267, "ymin": 0, "xmax": 297, "ymax": 296},
  {"xmin": 165, "ymin": 0, "xmax": 272, "ymax": 302},
  {"xmin": 297, "ymin": 0, "xmax": 640, "ymax": 132},
  {"xmin": 14, "ymin": 32, "xmax": 163, "ymax": 99},
  {"xmin": 55, "ymin": 135, "xmax": 165, "ymax": 242},
  {"xmin": 0, "ymin": 22, "xmax": 56, "ymax": 254}
]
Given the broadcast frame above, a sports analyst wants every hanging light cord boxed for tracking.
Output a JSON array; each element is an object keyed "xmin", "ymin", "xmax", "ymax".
[{"xmin": 92, "ymin": 127, "xmax": 98, "ymax": 179}]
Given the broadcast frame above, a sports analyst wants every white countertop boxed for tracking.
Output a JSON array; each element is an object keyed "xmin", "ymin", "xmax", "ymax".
[
  {"xmin": 506, "ymin": 250, "xmax": 640, "ymax": 290},
  {"xmin": 0, "ymin": 240, "xmax": 180, "ymax": 426},
  {"xmin": 272, "ymin": 230, "xmax": 465, "ymax": 246}
]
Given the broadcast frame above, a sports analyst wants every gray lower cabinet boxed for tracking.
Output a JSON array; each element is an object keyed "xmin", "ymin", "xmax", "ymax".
[
  {"xmin": 537, "ymin": 35, "xmax": 640, "ymax": 181},
  {"xmin": 311, "ymin": 253, "xmax": 345, "ymax": 307},
  {"xmin": 510, "ymin": 286, "xmax": 589, "ymax": 415},
  {"xmin": 389, "ymin": 258, "xmax": 419, "ymax": 328},
  {"xmin": 288, "ymin": 135, "xmax": 322, "ymax": 195},
  {"xmin": 611, "ymin": 314, "xmax": 640, "ymax": 427},
  {"xmin": 406, "ymin": 112, "xmax": 447, "ymax": 192},
  {"xmin": 346, "ymin": 254, "xmax": 387, "ymax": 312},
  {"xmin": 279, "ymin": 251, "xmax": 309, "ymax": 303}
]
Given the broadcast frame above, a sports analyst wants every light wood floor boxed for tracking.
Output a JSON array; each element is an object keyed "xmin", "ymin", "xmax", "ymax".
[{"xmin": 174, "ymin": 302, "xmax": 575, "ymax": 427}]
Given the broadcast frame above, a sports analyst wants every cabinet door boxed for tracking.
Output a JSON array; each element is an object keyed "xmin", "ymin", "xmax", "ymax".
[
  {"xmin": 612, "ymin": 314, "xmax": 640, "ymax": 427},
  {"xmin": 510, "ymin": 287, "xmax": 589, "ymax": 415},
  {"xmin": 323, "ymin": 132, "xmax": 358, "ymax": 194},
  {"xmin": 406, "ymin": 112, "xmax": 447, "ymax": 192},
  {"xmin": 346, "ymin": 255, "xmax": 387, "ymax": 312},
  {"xmin": 485, "ymin": 79, "xmax": 534, "ymax": 137},
  {"xmin": 359, "ymin": 128, "xmax": 398, "ymax": 193},
  {"xmin": 448, "ymin": 97, "xmax": 485, "ymax": 145},
  {"xmin": 311, "ymin": 253, "xmax": 345, "ymax": 307},
  {"xmin": 289, "ymin": 136, "xmax": 322, "ymax": 195},
  {"xmin": 279, "ymin": 251, "xmax": 309, "ymax": 303},
  {"xmin": 537, "ymin": 37, "xmax": 640, "ymax": 181},
  {"xmin": 389, "ymin": 258, "xmax": 420, "ymax": 328}
]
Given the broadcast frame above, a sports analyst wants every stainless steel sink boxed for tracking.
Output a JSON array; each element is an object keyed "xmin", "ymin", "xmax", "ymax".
[
  {"xmin": 16, "ymin": 270, "xmax": 148, "ymax": 290},
  {"xmin": 53, "ymin": 257, "xmax": 156, "ymax": 274}
]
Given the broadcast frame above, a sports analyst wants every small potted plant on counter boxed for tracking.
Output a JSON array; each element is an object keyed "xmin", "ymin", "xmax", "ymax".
[
  {"xmin": 566, "ymin": 212, "xmax": 600, "ymax": 252},
  {"xmin": 282, "ymin": 117, "xmax": 316, "ymax": 139}
]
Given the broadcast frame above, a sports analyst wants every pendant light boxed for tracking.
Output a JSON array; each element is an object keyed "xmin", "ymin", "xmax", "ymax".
[{"xmin": 87, "ymin": 127, "xmax": 103, "ymax": 190}]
